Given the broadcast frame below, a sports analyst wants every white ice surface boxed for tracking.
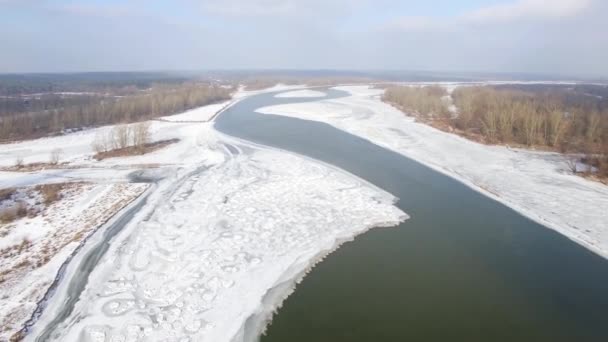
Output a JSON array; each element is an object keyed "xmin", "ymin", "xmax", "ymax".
[
  {"xmin": 232, "ymin": 84, "xmax": 308, "ymax": 100},
  {"xmin": 274, "ymin": 89, "xmax": 326, "ymax": 98},
  {"xmin": 0, "ymin": 101, "xmax": 232, "ymax": 339},
  {"xmin": 159, "ymin": 101, "xmax": 231, "ymax": 122},
  {"xmin": 257, "ymin": 85, "xmax": 608, "ymax": 259},
  {"xmin": 35, "ymin": 138, "xmax": 406, "ymax": 342},
  {"xmin": 0, "ymin": 183, "xmax": 148, "ymax": 340}
]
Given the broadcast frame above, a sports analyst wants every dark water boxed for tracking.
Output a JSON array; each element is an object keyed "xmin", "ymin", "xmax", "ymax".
[{"xmin": 215, "ymin": 89, "xmax": 608, "ymax": 341}]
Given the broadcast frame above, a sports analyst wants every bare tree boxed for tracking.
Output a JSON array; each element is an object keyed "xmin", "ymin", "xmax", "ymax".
[
  {"xmin": 49, "ymin": 148, "xmax": 63, "ymax": 165},
  {"xmin": 14, "ymin": 156, "xmax": 24, "ymax": 169},
  {"xmin": 132, "ymin": 122, "xmax": 151, "ymax": 150},
  {"xmin": 114, "ymin": 124, "xmax": 131, "ymax": 149},
  {"xmin": 92, "ymin": 130, "xmax": 109, "ymax": 153},
  {"xmin": 565, "ymin": 157, "xmax": 579, "ymax": 174},
  {"xmin": 547, "ymin": 109, "xmax": 567, "ymax": 147}
]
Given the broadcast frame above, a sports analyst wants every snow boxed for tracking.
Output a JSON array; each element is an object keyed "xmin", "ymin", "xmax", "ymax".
[
  {"xmin": 32, "ymin": 137, "xmax": 406, "ymax": 342},
  {"xmin": 0, "ymin": 110, "xmax": 229, "ymax": 170},
  {"xmin": 0, "ymin": 93, "xmax": 407, "ymax": 341},
  {"xmin": 0, "ymin": 101, "xmax": 234, "ymax": 340},
  {"xmin": 256, "ymin": 85, "xmax": 608, "ymax": 259},
  {"xmin": 159, "ymin": 101, "xmax": 232, "ymax": 122},
  {"xmin": 233, "ymin": 84, "xmax": 308, "ymax": 99},
  {"xmin": 275, "ymin": 89, "xmax": 326, "ymax": 98},
  {"xmin": 0, "ymin": 182, "xmax": 148, "ymax": 341}
]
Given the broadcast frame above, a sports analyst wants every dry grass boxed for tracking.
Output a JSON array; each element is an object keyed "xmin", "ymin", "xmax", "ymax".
[
  {"xmin": 34, "ymin": 183, "xmax": 65, "ymax": 205},
  {"xmin": 0, "ymin": 188, "xmax": 16, "ymax": 202},
  {"xmin": 9, "ymin": 331, "xmax": 25, "ymax": 342},
  {"xmin": 0, "ymin": 183, "xmax": 149, "ymax": 339},
  {"xmin": 0, "ymin": 202, "xmax": 27, "ymax": 224},
  {"xmin": 93, "ymin": 138, "xmax": 179, "ymax": 160},
  {"xmin": 0, "ymin": 238, "xmax": 32, "ymax": 261},
  {"xmin": 1, "ymin": 162, "xmax": 69, "ymax": 172}
]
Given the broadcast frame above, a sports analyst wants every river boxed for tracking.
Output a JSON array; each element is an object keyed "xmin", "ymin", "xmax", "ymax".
[{"xmin": 215, "ymin": 88, "xmax": 608, "ymax": 341}]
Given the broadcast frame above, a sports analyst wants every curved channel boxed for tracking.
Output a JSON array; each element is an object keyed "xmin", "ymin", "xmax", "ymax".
[{"xmin": 215, "ymin": 88, "xmax": 608, "ymax": 341}]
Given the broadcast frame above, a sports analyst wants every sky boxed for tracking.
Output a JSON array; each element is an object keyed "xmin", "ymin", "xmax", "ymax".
[{"xmin": 0, "ymin": 0, "xmax": 606, "ymax": 77}]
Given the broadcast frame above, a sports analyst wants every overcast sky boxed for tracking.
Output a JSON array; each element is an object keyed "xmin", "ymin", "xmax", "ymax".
[{"xmin": 1, "ymin": 0, "xmax": 606, "ymax": 77}]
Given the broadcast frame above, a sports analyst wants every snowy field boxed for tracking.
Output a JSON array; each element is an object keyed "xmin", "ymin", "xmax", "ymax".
[
  {"xmin": 0, "ymin": 100, "xmax": 234, "ymax": 339},
  {"xmin": 0, "ymin": 86, "xmax": 407, "ymax": 341},
  {"xmin": 29, "ymin": 138, "xmax": 406, "ymax": 342},
  {"xmin": 274, "ymin": 89, "xmax": 326, "ymax": 98},
  {"xmin": 0, "ymin": 182, "xmax": 148, "ymax": 340},
  {"xmin": 7, "ymin": 81, "xmax": 606, "ymax": 341},
  {"xmin": 258, "ymin": 85, "xmax": 608, "ymax": 259}
]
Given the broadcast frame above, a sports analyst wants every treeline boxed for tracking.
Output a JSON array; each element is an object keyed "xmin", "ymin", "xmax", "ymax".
[
  {"xmin": 242, "ymin": 78, "xmax": 376, "ymax": 90},
  {"xmin": 0, "ymin": 83, "xmax": 232, "ymax": 141},
  {"xmin": 382, "ymin": 86, "xmax": 449, "ymax": 118},
  {"xmin": 0, "ymin": 72, "xmax": 190, "ymax": 96},
  {"xmin": 383, "ymin": 85, "xmax": 608, "ymax": 178},
  {"xmin": 451, "ymin": 87, "xmax": 607, "ymax": 152}
]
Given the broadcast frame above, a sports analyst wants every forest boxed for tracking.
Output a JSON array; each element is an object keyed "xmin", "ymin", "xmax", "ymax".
[
  {"xmin": 383, "ymin": 84, "xmax": 608, "ymax": 179},
  {"xmin": 0, "ymin": 79, "xmax": 232, "ymax": 141}
]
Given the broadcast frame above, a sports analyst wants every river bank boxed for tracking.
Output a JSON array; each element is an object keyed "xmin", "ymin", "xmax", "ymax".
[{"xmin": 257, "ymin": 85, "xmax": 608, "ymax": 260}]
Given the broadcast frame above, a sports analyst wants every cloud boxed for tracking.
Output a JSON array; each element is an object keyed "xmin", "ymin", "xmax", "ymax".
[
  {"xmin": 195, "ymin": 0, "xmax": 368, "ymax": 17},
  {"xmin": 0, "ymin": 0, "xmax": 606, "ymax": 76},
  {"xmin": 199, "ymin": 0, "xmax": 298, "ymax": 16},
  {"xmin": 465, "ymin": 0, "xmax": 592, "ymax": 23},
  {"xmin": 53, "ymin": 3, "xmax": 139, "ymax": 18},
  {"xmin": 381, "ymin": 16, "xmax": 445, "ymax": 32},
  {"xmin": 383, "ymin": 0, "xmax": 593, "ymax": 33}
]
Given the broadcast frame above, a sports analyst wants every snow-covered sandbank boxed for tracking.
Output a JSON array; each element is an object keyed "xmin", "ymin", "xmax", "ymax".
[
  {"xmin": 158, "ymin": 100, "xmax": 232, "ymax": 122},
  {"xmin": 0, "ymin": 102, "xmax": 232, "ymax": 340},
  {"xmin": 256, "ymin": 85, "xmax": 608, "ymax": 259},
  {"xmin": 28, "ymin": 134, "xmax": 406, "ymax": 341},
  {"xmin": 0, "ymin": 183, "xmax": 148, "ymax": 340},
  {"xmin": 275, "ymin": 89, "xmax": 326, "ymax": 98}
]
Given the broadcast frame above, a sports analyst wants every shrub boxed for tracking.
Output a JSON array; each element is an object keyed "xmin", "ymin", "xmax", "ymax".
[
  {"xmin": 0, "ymin": 188, "xmax": 16, "ymax": 202},
  {"xmin": 35, "ymin": 184, "xmax": 64, "ymax": 205},
  {"xmin": 14, "ymin": 157, "xmax": 24, "ymax": 169},
  {"xmin": 0, "ymin": 202, "xmax": 27, "ymax": 223},
  {"xmin": 49, "ymin": 148, "xmax": 63, "ymax": 165}
]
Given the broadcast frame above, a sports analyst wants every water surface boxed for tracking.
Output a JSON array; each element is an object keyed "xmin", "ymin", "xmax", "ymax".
[{"xmin": 215, "ymin": 89, "xmax": 608, "ymax": 341}]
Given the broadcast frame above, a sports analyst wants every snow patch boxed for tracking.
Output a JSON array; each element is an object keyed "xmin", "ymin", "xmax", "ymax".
[
  {"xmin": 0, "ymin": 183, "xmax": 148, "ymax": 341},
  {"xmin": 36, "ymin": 142, "xmax": 406, "ymax": 342},
  {"xmin": 275, "ymin": 90, "xmax": 326, "ymax": 99},
  {"xmin": 257, "ymin": 84, "xmax": 608, "ymax": 259}
]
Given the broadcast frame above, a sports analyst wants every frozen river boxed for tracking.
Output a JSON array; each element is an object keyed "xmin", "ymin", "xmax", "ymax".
[{"xmin": 216, "ymin": 88, "xmax": 608, "ymax": 341}]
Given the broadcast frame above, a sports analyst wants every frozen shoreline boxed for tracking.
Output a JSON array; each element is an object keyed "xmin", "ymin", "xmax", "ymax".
[
  {"xmin": 274, "ymin": 89, "xmax": 326, "ymax": 98},
  {"xmin": 17, "ymin": 91, "xmax": 407, "ymax": 341},
  {"xmin": 33, "ymin": 139, "xmax": 406, "ymax": 342},
  {"xmin": 258, "ymin": 85, "xmax": 608, "ymax": 259}
]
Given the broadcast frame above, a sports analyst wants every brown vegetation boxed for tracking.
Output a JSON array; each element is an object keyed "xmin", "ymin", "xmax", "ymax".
[
  {"xmin": 0, "ymin": 188, "xmax": 16, "ymax": 202},
  {"xmin": 0, "ymin": 202, "xmax": 27, "ymax": 224},
  {"xmin": 34, "ymin": 183, "xmax": 65, "ymax": 205},
  {"xmin": 383, "ymin": 85, "xmax": 608, "ymax": 179},
  {"xmin": 383, "ymin": 86, "xmax": 450, "ymax": 119},
  {"xmin": 91, "ymin": 121, "xmax": 177, "ymax": 160},
  {"xmin": 94, "ymin": 138, "xmax": 179, "ymax": 160},
  {"xmin": 0, "ymin": 83, "xmax": 232, "ymax": 142}
]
